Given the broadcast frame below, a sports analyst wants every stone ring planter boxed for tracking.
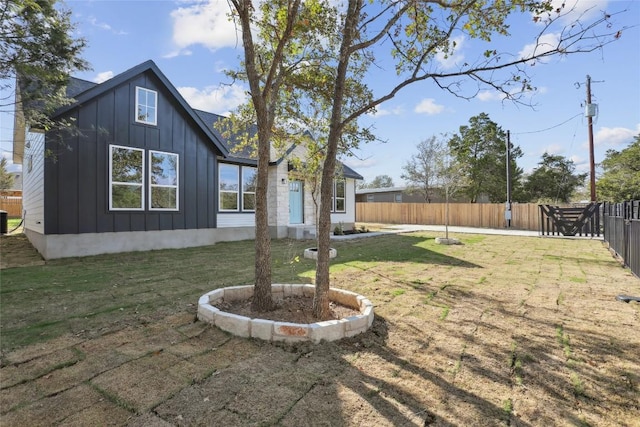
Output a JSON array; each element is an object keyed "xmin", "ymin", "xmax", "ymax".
[
  {"xmin": 303, "ymin": 247, "xmax": 337, "ymax": 260},
  {"xmin": 198, "ymin": 284, "xmax": 374, "ymax": 343},
  {"xmin": 435, "ymin": 237, "xmax": 460, "ymax": 245}
]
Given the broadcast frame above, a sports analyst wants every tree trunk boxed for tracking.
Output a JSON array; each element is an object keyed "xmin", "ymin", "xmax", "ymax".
[
  {"xmin": 313, "ymin": 161, "xmax": 336, "ymax": 320},
  {"xmin": 313, "ymin": 0, "xmax": 361, "ymax": 320},
  {"xmin": 233, "ymin": 0, "xmax": 275, "ymax": 312},
  {"xmin": 251, "ymin": 128, "xmax": 275, "ymax": 312}
]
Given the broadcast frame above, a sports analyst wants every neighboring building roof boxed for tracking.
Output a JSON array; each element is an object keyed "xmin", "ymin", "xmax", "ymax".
[{"xmin": 356, "ymin": 186, "xmax": 407, "ymax": 194}]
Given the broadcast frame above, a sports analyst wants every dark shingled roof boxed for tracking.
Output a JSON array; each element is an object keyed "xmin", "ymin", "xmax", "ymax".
[
  {"xmin": 194, "ymin": 108, "xmax": 362, "ymax": 179},
  {"xmin": 193, "ymin": 109, "xmax": 257, "ymax": 161},
  {"xmin": 66, "ymin": 77, "xmax": 98, "ymax": 99},
  {"xmin": 46, "ymin": 60, "xmax": 361, "ymax": 180}
]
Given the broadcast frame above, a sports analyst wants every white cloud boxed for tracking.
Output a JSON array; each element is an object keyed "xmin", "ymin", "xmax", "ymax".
[
  {"xmin": 533, "ymin": 0, "xmax": 609, "ymax": 25},
  {"xmin": 518, "ymin": 33, "xmax": 561, "ymax": 63},
  {"xmin": 594, "ymin": 124, "xmax": 639, "ymax": 146},
  {"xmin": 93, "ymin": 71, "xmax": 114, "ymax": 84},
  {"xmin": 414, "ymin": 98, "xmax": 445, "ymax": 115},
  {"xmin": 477, "ymin": 85, "xmax": 545, "ymax": 102},
  {"xmin": 570, "ymin": 154, "xmax": 586, "ymax": 165},
  {"xmin": 343, "ymin": 157, "xmax": 377, "ymax": 170},
  {"xmin": 436, "ymin": 35, "xmax": 465, "ymax": 70},
  {"xmin": 572, "ymin": 154, "xmax": 590, "ymax": 173},
  {"xmin": 477, "ymin": 90, "xmax": 504, "ymax": 102},
  {"xmin": 368, "ymin": 105, "xmax": 404, "ymax": 117},
  {"xmin": 178, "ymin": 84, "xmax": 247, "ymax": 114},
  {"xmin": 88, "ymin": 17, "xmax": 127, "ymax": 35},
  {"xmin": 89, "ymin": 17, "xmax": 111, "ymax": 31},
  {"xmin": 540, "ymin": 144, "xmax": 565, "ymax": 155},
  {"xmin": 169, "ymin": 0, "xmax": 239, "ymax": 54},
  {"xmin": 163, "ymin": 49, "xmax": 193, "ymax": 59}
]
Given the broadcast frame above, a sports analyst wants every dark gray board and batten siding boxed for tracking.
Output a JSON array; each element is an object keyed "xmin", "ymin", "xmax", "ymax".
[{"xmin": 44, "ymin": 71, "xmax": 221, "ymax": 235}]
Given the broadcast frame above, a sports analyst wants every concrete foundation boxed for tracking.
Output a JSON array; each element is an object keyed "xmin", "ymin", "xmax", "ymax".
[{"xmin": 25, "ymin": 227, "xmax": 256, "ymax": 260}]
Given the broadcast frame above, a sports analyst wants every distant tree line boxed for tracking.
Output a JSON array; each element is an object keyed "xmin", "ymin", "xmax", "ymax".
[{"xmin": 398, "ymin": 113, "xmax": 638, "ymax": 204}]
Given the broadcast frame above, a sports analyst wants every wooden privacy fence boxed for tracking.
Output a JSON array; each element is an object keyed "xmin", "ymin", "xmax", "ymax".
[
  {"xmin": 0, "ymin": 197, "xmax": 22, "ymax": 218},
  {"xmin": 356, "ymin": 202, "xmax": 541, "ymax": 231}
]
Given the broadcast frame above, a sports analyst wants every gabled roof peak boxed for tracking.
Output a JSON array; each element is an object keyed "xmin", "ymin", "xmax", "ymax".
[{"xmin": 56, "ymin": 60, "xmax": 229, "ymax": 157}]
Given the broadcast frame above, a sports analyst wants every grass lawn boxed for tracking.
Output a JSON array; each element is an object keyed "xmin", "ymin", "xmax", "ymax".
[
  {"xmin": 5, "ymin": 218, "xmax": 22, "ymax": 234},
  {"xmin": 1, "ymin": 231, "xmax": 639, "ymax": 426}
]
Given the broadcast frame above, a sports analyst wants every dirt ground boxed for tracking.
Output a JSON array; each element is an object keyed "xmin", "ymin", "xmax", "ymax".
[
  {"xmin": 1, "ymin": 232, "xmax": 639, "ymax": 426},
  {"xmin": 219, "ymin": 295, "xmax": 360, "ymax": 323}
]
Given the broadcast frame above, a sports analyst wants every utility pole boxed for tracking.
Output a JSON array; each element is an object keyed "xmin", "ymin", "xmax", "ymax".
[
  {"xmin": 505, "ymin": 130, "xmax": 512, "ymax": 228},
  {"xmin": 586, "ymin": 75, "xmax": 596, "ymax": 202}
]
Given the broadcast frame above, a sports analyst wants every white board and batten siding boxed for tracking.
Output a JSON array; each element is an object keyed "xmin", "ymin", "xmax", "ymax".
[
  {"xmin": 217, "ymin": 213, "xmax": 256, "ymax": 228},
  {"xmin": 22, "ymin": 130, "xmax": 45, "ymax": 234},
  {"xmin": 330, "ymin": 178, "xmax": 357, "ymax": 225}
]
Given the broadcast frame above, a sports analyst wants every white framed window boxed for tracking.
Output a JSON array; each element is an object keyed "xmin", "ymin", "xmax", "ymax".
[
  {"xmin": 333, "ymin": 179, "xmax": 346, "ymax": 213},
  {"xmin": 219, "ymin": 163, "xmax": 239, "ymax": 211},
  {"xmin": 149, "ymin": 150, "xmax": 179, "ymax": 211},
  {"xmin": 109, "ymin": 145, "xmax": 144, "ymax": 210},
  {"xmin": 242, "ymin": 167, "xmax": 257, "ymax": 211},
  {"xmin": 135, "ymin": 87, "xmax": 157, "ymax": 125},
  {"xmin": 366, "ymin": 194, "xmax": 374, "ymax": 202},
  {"xmin": 395, "ymin": 193, "xmax": 402, "ymax": 203}
]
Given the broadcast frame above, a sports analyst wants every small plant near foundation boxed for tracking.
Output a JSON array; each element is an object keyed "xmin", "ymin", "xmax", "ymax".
[{"xmin": 334, "ymin": 222, "xmax": 344, "ymax": 235}]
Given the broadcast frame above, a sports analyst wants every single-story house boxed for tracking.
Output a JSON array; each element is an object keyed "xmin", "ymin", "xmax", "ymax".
[
  {"xmin": 12, "ymin": 60, "xmax": 362, "ymax": 259},
  {"xmin": 356, "ymin": 186, "xmax": 425, "ymax": 203},
  {"xmin": 356, "ymin": 186, "xmax": 489, "ymax": 203}
]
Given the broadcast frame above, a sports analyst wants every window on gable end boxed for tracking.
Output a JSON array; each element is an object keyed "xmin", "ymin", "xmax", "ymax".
[{"xmin": 135, "ymin": 87, "xmax": 157, "ymax": 125}]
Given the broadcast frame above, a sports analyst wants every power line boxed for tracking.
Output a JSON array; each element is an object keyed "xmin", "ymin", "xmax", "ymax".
[{"xmin": 512, "ymin": 113, "xmax": 582, "ymax": 135}]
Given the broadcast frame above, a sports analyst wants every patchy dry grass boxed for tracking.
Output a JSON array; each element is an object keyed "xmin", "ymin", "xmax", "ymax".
[{"xmin": 1, "ymin": 231, "xmax": 639, "ymax": 426}]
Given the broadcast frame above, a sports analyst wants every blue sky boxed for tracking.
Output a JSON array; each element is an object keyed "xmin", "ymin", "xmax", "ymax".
[{"xmin": 1, "ymin": 0, "xmax": 639, "ymax": 188}]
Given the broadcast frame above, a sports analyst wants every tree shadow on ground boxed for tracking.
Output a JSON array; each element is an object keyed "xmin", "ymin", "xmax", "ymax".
[{"xmin": 329, "ymin": 234, "xmax": 482, "ymax": 269}]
